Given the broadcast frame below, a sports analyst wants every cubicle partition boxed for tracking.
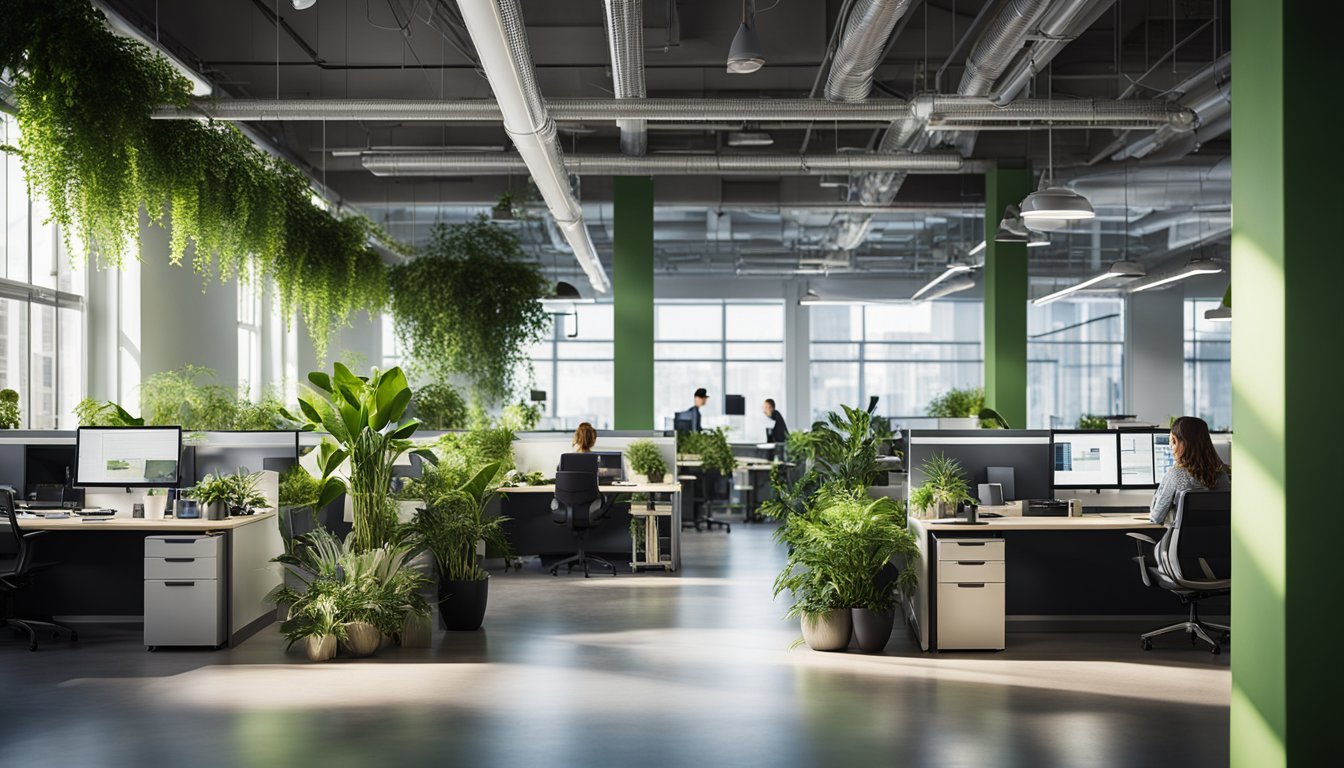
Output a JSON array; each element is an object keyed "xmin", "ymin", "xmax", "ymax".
[
  {"xmin": 511, "ymin": 431, "xmax": 676, "ymax": 478},
  {"xmin": 906, "ymin": 429, "xmax": 1053, "ymax": 504}
]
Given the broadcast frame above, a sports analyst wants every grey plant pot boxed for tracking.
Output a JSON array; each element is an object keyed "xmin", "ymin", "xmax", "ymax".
[
  {"xmin": 800, "ymin": 609, "xmax": 852, "ymax": 652},
  {"xmin": 204, "ymin": 501, "xmax": 228, "ymax": 521},
  {"xmin": 851, "ymin": 607, "xmax": 895, "ymax": 653}
]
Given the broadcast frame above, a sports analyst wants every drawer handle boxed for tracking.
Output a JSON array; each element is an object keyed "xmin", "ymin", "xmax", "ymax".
[
  {"xmin": 164, "ymin": 581, "xmax": 195, "ymax": 587},
  {"xmin": 162, "ymin": 539, "xmax": 199, "ymax": 544},
  {"xmin": 955, "ymin": 542, "xmax": 986, "ymax": 547},
  {"xmin": 956, "ymin": 561, "xmax": 986, "ymax": 566},
  {"xmin": 957, "ymin": 583, "xmax": 986, "ymax": 588},
  {"xmin": 164, "ymin": 557, "xmax": 195, "ymax": 563}
]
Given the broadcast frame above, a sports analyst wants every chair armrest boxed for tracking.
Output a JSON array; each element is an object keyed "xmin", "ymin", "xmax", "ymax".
[
  {"xmin": 1127, "ymin": 532, "xmax": 1157, "ymax": 587},
  {"xmin": 1125, "ymin": 532, "xmax": 1157, "ymax": 546}
]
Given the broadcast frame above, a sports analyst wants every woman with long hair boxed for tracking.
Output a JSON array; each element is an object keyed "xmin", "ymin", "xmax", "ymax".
[
  {"xmin": 572, "ymin": 422, "xmax": 597, "ymax": 453},
  {"xmin": 1149, "ymin": 416, "xmax": 1230, "ymax": 524}
]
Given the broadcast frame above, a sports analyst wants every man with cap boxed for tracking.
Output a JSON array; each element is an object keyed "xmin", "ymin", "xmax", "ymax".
[{"xmin": 686, "ymin": 388, "xmax": 708, "ymax": 432}]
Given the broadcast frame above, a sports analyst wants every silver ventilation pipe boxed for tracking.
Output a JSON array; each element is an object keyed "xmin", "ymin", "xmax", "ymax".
[
  {"xmin": 991, "ymin": 0, "xmax": 1114, "ymax": 106},
  {"xmin": 455, "ymin": 0, "xmax": 610, "ymax": 293},
  {"xmin": 824, "ymin": 0, "xmax": 915, "ymax": 102},
  {"xmin": 602, "ymin": 0, "xmax": 647, "ymax": 156},
  {"xmin": 1111, "ymin": 53, "xmax": 1231, "ymax": 162},
  {"xmin": 957, "ymin": 0, "xmax": 1053, "ymax": 96},
  {"xmin": 361, "ymin": 151, "xmax": 966, "ymax": 176}
]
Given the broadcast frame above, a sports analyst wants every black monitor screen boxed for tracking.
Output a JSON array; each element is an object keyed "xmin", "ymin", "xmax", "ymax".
[{"xmin": 724, "ymin": 395, "xmax": 746, "ymax": 416}]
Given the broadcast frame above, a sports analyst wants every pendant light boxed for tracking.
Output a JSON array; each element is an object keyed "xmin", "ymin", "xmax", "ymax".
[
  {"xmin": 1021, "ymin": 65, "xmax": 1094, "ymax": 229},
  {"xmin": 727, "ymin": 0, "xmax": 765, "ymax": 74}
]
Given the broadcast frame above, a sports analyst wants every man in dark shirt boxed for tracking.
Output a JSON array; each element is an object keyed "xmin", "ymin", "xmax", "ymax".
[
  {"xmin": 677, "ymin": 388, "xmax": 708, "ymax": 432},
  {"xmin": 763, "ymin": 398, "xmax": 788, "ymax": 443}
]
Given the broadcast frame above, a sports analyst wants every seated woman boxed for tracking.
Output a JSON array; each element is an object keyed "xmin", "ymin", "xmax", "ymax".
[
  {"xmin": 1149, "ymin": 416, "xmax": 1230, "ymax": 525},
  {"xmin": 572, "ymin": 422, "xmax": 597, "ymax": 453}
]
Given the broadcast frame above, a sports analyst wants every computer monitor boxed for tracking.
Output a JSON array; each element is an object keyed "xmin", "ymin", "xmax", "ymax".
[
  {"xmin": 1051, "ymin": 431, "xmax": 1119, "ymax": 489},
  {"xmin": 986, "ymin": 466, "xmax": 1016, "ymax": 501},
  {"xmin": 1154, "ymin": 431, "xmax": 1177, "ymax": 476},
  {"xmin": 724, "ymin": 395, "xmax": 745, "ymax": 416},
  {"xmin": 592, "ymin": 451, "xmax": 625, "ymax": 482},
  {"xmin": 673, "ymin": 412, "xmax": 695, "ymax": 433},
  {"xmin": 75, "ymin": 427, "xmax": 182, "ymax": 487},
  {"xmin": 1119, "ymin": 430, "xmax": 1159, "ymax": 487}
]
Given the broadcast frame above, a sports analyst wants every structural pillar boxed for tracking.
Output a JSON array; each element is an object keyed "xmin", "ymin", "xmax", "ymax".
[
  {"xmin": 983, "ymin": 165, "xmax": 1032, "ymax": 429},
  {"xmin": 1231, "ymin": 2, "xmax": 1338, "ymax": 764},
  {"xmin": 612, "ymin": 176, "xmax": 655, "ymax": 429}
]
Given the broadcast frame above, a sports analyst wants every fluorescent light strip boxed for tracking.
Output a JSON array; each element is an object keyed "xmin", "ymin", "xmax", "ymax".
[
  {"xmin": 967, "ymin": 240, "xmax": 986, "ymax": 256},
  {"xmin": 1130, "ymin": 263, "xmax": 1223, "ymax": 293},
  {"xmin": 1033, "ymin": 272, "xmax": 1119, "ymax": 305},
  {"xmin": 911, "ymin": 264, "xmax": 974, "ymax": 301},
  {"xmin": 95, "ymin": 1, "xmax": 213, "ymax": 96}
]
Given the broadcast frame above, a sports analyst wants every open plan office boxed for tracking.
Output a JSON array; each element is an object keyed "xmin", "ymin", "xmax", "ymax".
[{"xmin": 0, "ymin": 0, "xmax": 1326, "ymax": 766}]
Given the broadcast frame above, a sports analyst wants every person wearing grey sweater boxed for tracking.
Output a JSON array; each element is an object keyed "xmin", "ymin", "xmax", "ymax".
[{"xmin": 1149, "ymin": 416, "xmax": 1231, "ymax": 525}]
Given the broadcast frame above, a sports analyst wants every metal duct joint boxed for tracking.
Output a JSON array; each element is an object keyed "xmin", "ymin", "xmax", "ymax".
[
  {"xmin": 991, "ymin": 0, "xmax": 1115, "ymax": 106},
  {"xmin": 602, "ymin": 0, "xmax": 647, "ymax": 156},
  {"xmin": 825, "ymin": 0, "xmax": 914, "ymax": 102},
  {"xmin": 361, "ymin": 151, "xmax": 965, "ymax": 176},
  {"xmin": 1112, "ymin": 53, "xmax": 1231, "ymax": 162},
  {"xmin": 456, "ymin": 0, "xmax": 609, "ymax": 293}
]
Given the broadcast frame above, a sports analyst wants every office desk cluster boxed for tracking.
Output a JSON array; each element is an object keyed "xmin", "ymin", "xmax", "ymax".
[
  {"xmin": 908, "ymin": 514, "xmax": 1173, "ymax": 652},
  {"xmin": 498, "ymin": 482, "xmax": 684, "ymax": 571}
]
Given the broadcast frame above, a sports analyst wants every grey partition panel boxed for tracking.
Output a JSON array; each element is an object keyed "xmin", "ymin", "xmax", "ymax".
[
  {"xmin": 907, "ymin": 430, "xmax": 1053, "ymax": 502},
  {"xmin": 190, "ymin": 431, "xmax": 300, "ymax": 481}
]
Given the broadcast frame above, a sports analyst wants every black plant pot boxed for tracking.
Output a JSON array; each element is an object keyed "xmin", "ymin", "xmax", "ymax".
[
  {"xmin": 851, "ymin": 607, "xmax": 895, "ymax": 653},
  {"xmin": 439, "ymin": 576, "xmax": 489, "ymax": 631}
]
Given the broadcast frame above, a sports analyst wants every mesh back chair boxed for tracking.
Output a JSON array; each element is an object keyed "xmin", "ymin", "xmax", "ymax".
[
  {"xmin": 550, "ymin": 469, "xmax": 617, "ymax": 577},
  {"xmin": 1127, "ymin": 490, "xmax": 1231, "ymax": 653},
  {"xmin": 1, "ymin": 488, "xmax": 78, "ymax": 650}
]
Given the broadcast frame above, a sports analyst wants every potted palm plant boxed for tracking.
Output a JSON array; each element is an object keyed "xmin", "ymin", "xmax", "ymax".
[
  {"xmin": 407, "ymin": 461, "xmax": 510, "ymax": 631},
  {"xmin": 910, "ymin": 452, "xmax": 971, "ymax": 520},
  {"xmin": 624, "ymin": 439, "xmax": 667, "ymax": 484}
]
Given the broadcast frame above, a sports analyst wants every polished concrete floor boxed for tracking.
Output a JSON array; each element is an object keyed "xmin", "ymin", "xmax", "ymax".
[{"xmin": 1, "ymin": 522, "xmax": 1229, "ymax": 767}]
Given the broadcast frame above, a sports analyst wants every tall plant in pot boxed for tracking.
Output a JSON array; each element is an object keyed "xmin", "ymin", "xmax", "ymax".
[
  {"xmin": 407, "ymin": 461, "xmax": 510, "ymax": 631},
  {"xmin": 624, "ymin": 440, "xmax": 667, "ymax": 484},
  {"xmin": 287, "ymin": 364, "xmax": 435, "ymax": 552}
]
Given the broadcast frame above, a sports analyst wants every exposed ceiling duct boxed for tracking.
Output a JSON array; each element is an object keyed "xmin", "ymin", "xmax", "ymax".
[
  {"xmin": 150, "ymin": 96, "xmax": 1192, "ymax": 127},
  {"xmin": 455, "ymin": 0, "xmax": 609, "ymax": 293},
  {"xmin": 991, "ymin": 0, "xmax": 1116, "ymax": 106},
  {"xmin": 601, "ymin": 0, "xmax": 646, "ymax": 156},
  {"xmin": 825, "ymin": 0, "xmax": 915, "ymax": 102},
  {"xmin": 361, "ymin": 151, "xmax": 966, "ymax": 176},
  {"xmin": 1111, "ymin": 53, "xmax": 1231, "ymax": 162},
  {"xmin": 1064, "ymin": 157, "xmax": 1231, "ymax": 209}
]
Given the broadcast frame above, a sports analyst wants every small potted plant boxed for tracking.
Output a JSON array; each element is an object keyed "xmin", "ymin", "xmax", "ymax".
[
  {"xmin": 225, "ymin": 468, "xmax": 268, "ymax": 516},
  {"xmin": 625, "ymin": 439, "xmax": 667, "ymax": 484},
  {"xmin": 188, "ymin": 473, "xmax": 233, "ymax": 521},
  {"xmin": 144, "ymin": 488, "xmax": 169, "ymax": 520},
  {"xmin": 0, "ymin": 388, "xmax": 19, "ymax": 429},
  {"xmin": 284, "ymin": 587, "xmax": 346, "ymax": 662},
  {"xmin": 909, "ymin": 453, "xmax": 970, "ymax": 520}
]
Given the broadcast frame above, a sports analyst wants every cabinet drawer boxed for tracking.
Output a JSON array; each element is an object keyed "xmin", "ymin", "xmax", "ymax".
[
  {"xmin": 936, "ymin": 538, "xmax": 1005, "ymax": 562},
  {"xmin": 144, "ymin": 579, "xmax": 226, "ymax": 647},
  {"xmin": 145, "ymin": 535, "xmax": 221, "ymax": 558},
  {"xmin": 937, "ymin": 581, "xmax": 1006, "ymax": 650},
  {"xmin": 938, "ymin": 559, "xmax": 1005, "ymax": 583},
  {"xmin": 145, "ymin": 556, "xmax": 222, "ymax": 580}
]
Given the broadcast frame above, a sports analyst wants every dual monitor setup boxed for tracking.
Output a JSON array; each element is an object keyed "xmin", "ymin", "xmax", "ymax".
[{"xmin": 1050, "ymin": 429, "xmax": 1176, "ymax": 490}]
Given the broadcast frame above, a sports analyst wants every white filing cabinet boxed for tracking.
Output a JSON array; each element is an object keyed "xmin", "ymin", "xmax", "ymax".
[
  {"xmin": 144, "ymin": 534, "xmax": 227, "ymax": 649},
  {"xmin": 935, "ymin": 537, "xmax": 1005, "ymax": 651}
]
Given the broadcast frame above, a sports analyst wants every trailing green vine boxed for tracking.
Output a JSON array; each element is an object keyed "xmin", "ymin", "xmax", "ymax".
[
  {"xmin": 388, "ymin": 219, "xmax": 550, "ymax": 403},
  {"xmin": 0, "ymin": 0, "xmax": 388, "ymax": 357}
]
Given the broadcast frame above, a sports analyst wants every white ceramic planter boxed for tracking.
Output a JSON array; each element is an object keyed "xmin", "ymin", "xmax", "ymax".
[
  {"xmin": 800, "ymin": 609, "xmax": 853, "ymax": 652},
  {"xmin": 144, "ymin": 494, "xmax": 168, "ymax": 520},
  {"xmin": 305, "ymin": 634, "xmax": 337, "ymax": 662},
  {"xmin": 401, "ymin": 611, "xmax": 433, "ymax": 648},
  {"xmin": 342, "ymin": 621, "xmax": 381, "ymax": 657}
]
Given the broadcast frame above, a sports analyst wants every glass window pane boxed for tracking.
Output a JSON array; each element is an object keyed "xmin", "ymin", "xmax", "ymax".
[
  {"xmin": 811, "ymin": 362, "xmax": 860, "ymax": 422},
  {"xmin": 1, "ymin": 298, "xmax": 28, "ymax": 412},
  {"xmin": 570, "ymin": 304, "xmax": 613, "ymax": 340},
  {"xmin": 725, "ymin": 342, "xmax": 782, "ymax": 360},
  {"xmin": 809, "ymin": 305, "xmax": 862, "ymax": 341},
  {"xmin": 58, "ymin": 304, "xmax": 82, "ymax": 428},
  {"xmin": 556, "ymin": 341, "xmax": 613, "ymax": 360},
  {"xmin": 555, "ymin": 361, "xmax": 613, "ymax": 429},
  {"xmin": 1027, "ymin": 297, "xmax": 1124, "ymax": 428},
  {"xmin": 810, "ymin": 342, "xmax": 859, "ymax": 361},
  {"xmin": 6, "ymin": 118, "xmax": 28, "ymax": 282},
  {"xmin": 726, "ymin": 360, "xmax": 785, "ymax": 439},
  {"xmin": 726, "ymin": 304, "xmax": 783, "ymax": 340},
  {"xmin": 656, "ymin": 304, "xmax": 723, "ymax": 341},
  {"xmin": 655, "ymin": 360, "xmax": 722, "ymax": 430},
  {"xmin": 29, "ymin": 303, "xmax": 56, "ymax": 428},
  {"xmin": 655, "ymin": 342, "xmax": 722, "ymax": 360},
  {"xmin": 30, "ymin": 198, "xmax": 56, "ymax": 290}
]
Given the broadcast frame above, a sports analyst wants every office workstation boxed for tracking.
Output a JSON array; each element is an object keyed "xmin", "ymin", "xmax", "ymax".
[{"xmin": 6, "ymin": 0, "xmax": 1319, "ymax": 764}]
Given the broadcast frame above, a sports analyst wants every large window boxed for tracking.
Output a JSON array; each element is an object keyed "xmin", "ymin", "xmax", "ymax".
[
  {"xmin": 526, "ymin": 304, "xmax": 614, "ymax": 429},
  {"xmin": 809, "ymin": 301, "xmax": 982, "ymax": 426},
  {"xmin": 1, "ymin": 113, "xmax": 85, "ymax": 428},
  {"xmin": 237, "ymin": 278, "xmax": 262, "ymax": 401},
  {"xmin": 1027, "ymin": 297, "xmax": 1124, "ymax": 429},
  {"xmin": 655, "ymin": 301, "xmax": 784, "ymax": 436},
  {"xmin": 1184, "ymin": 299, "xmax": 1231, "ymax": 430}
]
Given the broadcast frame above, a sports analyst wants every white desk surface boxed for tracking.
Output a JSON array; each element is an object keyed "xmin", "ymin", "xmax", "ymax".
[
  {"xmin": 913, "ymin": 513, "xmax": 1163, "ymax": 532},
  {"xmin": 17, "ymin": 510, "xmax": 278, "ymax": 532},
  {"xmin": 498, "ymin": 482, "xmax": 683, "ymax": 495}
]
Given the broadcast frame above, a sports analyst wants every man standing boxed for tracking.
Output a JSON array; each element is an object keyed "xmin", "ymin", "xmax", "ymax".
[
  {"xmin": 763, "ymin": 398, "xmax": 789, "ymax": 443},
  {"xmin": 683, "ymin": 388, "xmax": 709, "ymax": 431}
]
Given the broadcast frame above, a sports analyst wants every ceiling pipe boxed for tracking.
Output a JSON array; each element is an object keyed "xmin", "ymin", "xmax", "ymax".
[
  {"xmin": 991, "ymin": 0, "xmax": 1116, "ymax": 106},
  {"xmin": 1112, "ymin": 53, "xmax": 1231, "ymax": 162},
  {"xmin": 601, "ymin": 0, "xmax": 647, "ymax": 156},
  {"xmin": 455, "ymin": 0, "xmax": 609, "ymax": 293},
  {"xmin": 149, "ymin": 96, "xmax": 1191, "ymax": 127},
  {"xmin": 361, "ymin": 151, "xmax": 966, "ymax": 176},
  {"xmin": 825, "ymin": 0, "xmax": 915, "ymax": 102}
]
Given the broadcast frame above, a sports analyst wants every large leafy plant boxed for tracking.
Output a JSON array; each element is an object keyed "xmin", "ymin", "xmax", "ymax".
[
  {"xmin": 407, "ymin": 461, "xmax": 510, "ymax": 582},
  {"xmin": 0, "ymin": 0, "xmax": 390, "ymax": 357},
  {"xmin": 927, "ymin": 387, "xmax": 986, "ymax": 419},
  {"xmin": 387, "ymin": 219, "xmax": 550, "ymax": 403},
  {"xmin": 677, "ymin": 427, "xmax": 737, "ymax": 476},
  {"xmin": 290, "ymin": 364, "xmax": 434, "ymax": 552},
  {"xmin": 411, "ymin": 381, "xmax": 468, "ymax": 430}
]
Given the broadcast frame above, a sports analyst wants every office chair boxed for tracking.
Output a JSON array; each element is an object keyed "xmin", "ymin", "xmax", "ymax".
[
  {"xmin": 559, "ymin": 452, "xmax": 599, "ymax": 474},
  {"xmin": 1127, "ymin": 490, "xmax": 1231, "ymax": 654},
  {"xmin": 550, "ymin": 469, "xmax": 618, "ymax": 577},
  {"xmin": 1, "ymin": 487, "xmax": 79, "ymax": 651}
]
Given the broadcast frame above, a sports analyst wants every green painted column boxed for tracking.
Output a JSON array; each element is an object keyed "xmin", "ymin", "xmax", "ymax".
[
  {"xmin": 982, "ymin": 165, "xmax": 1032, "ymax": 429},
  {"xmin": 612, "ymin": 176, "xmax": 655, "ymax": 429},
  {"xmin": 1231, "ymin": 2, "xmax": 1337, "ymax": 764}
]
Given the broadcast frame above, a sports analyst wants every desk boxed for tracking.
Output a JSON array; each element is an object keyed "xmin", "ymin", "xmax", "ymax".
[
  {"xmin": 497, "ymin": 482, "xmax": 684, "ymax": 571},
  {"xmin": 15, "ymin": 511, "xmax": 283, "ymax": 645},
  {"xmin": 908, "ymin": 514, "xmax": 1175, "ymax": 651}
]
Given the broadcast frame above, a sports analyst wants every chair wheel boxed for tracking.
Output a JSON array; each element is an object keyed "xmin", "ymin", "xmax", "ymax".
[{"xmin": 1141, "ymin": 639, "xmax": 1152, "ymax": 651}]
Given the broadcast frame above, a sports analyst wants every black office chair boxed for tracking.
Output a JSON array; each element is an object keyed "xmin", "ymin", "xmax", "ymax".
[
  {"xmin": 558, "ymin": 452, "xmax": 599, "ymax": 474},
  {"xmin": 682, "ymin": 470, "xmax": 732, "ymax": 533},
  {"xmin": 1, "ymin": 487, "xmax": 78, "ymax": 651},
  {"xmin": 1127, "ymin": 490, "xmax": 1231, "ymax": 654},
  {"xmin": 550, "ymin": 469, "xmax": 618, "ymax": 577}
]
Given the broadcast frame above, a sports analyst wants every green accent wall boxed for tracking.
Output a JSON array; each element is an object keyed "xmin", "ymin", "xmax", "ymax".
[
  {"xmin": 1232, "ymin": 2, "xmax": 1336, "ymax": 764},
  {"xmin": 612, "ymin": 176, "xmax": 655, "ymax": 429},
  {"xmin": 983, "ymin": 166, "xmax": 1032, "ymax": 429}
]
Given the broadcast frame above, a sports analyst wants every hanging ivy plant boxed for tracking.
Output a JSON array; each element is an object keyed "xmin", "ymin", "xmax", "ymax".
[
  {"xmin": 388, "ymin": 219, "xmax": 550, "ymax": 403},
  {"xmin": 0, "ymin": 0, "xmax": 389, "ymax": 358}
]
